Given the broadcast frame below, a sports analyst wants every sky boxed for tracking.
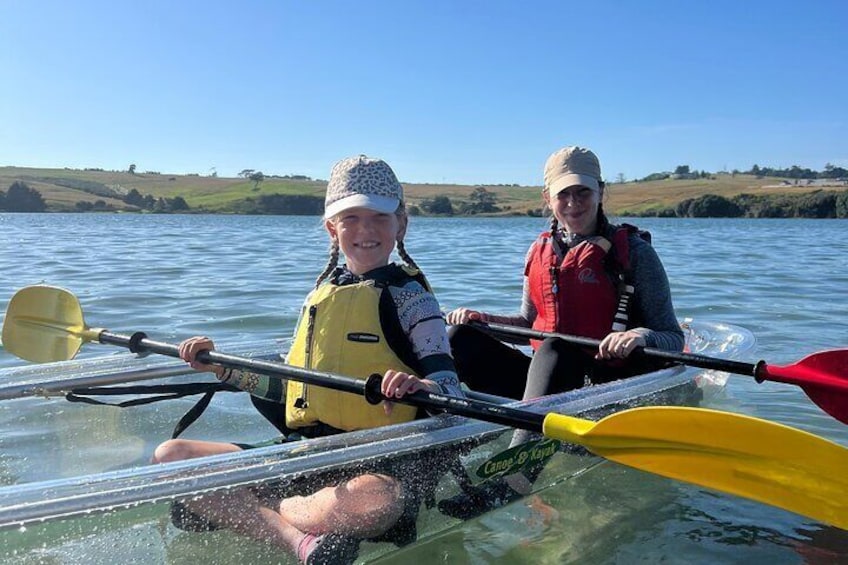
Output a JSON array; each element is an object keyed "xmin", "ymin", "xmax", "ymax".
[{"xmin": 1, "ymin": 0, "xmax": 846, "ymax": 185}]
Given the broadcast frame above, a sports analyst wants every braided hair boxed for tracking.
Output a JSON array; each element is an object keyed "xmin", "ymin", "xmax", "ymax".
[
  {"xmin": 313, "ymin": 238, "xmax": 340, "ymax": 289},
  {"xmin": 395, "ymin": 239, "xmax": 418, "ymax": 270},
  {"xmin": 393, "ymin": 203, "xmax": 420, "ymax": 270},
  {"xmin": 595, "ymin": 180, "xmax": 612, "ymax": 235}
]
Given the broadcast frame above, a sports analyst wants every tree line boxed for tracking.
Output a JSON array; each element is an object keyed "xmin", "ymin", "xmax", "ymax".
[
  {"xmin": 1, "ymin": 181, "xmax": 507, "ymax": 217},
  {"xmin": 5, "ymin": 178, "xmax": 847, "ymax": 218},
  {"xmin": 0, "ymin": 182, "xmax": 189, "ymax": 213},
  {"xmin": 636, "ymin": 191, "xmax": 848, "ymax": 218},
  {"xmin": 636, "ymin": 163, "xmax": 848, "ymax": 183},
  {"xmin": 0, "ymin": 181, "xmax": 47, "ymax": 212},
  {"xmin": 122, "ymin": 188, "xmax": 189, "ymax": 212},
  {"xmin": 747, "ymin": 163, "xmax": 847, "ymax": 180},
  {"xmin": 414, "ymin": 187, "xmax": 503, "ymax": 215}
]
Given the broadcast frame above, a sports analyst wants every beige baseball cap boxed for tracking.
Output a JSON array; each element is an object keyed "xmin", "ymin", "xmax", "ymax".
[
  {"xmin": 543, "ymin": 146, "xmax": 602, "ymax": 197},
  {"xmin": 324, "ymin": 155, "xmax": 404, "ymax": 219}
]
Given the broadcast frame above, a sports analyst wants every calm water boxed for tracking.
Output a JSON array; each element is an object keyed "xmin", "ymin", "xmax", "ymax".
[{"xmin": 1, "ymin": 213, "xmax": 847, "ymax": 563}]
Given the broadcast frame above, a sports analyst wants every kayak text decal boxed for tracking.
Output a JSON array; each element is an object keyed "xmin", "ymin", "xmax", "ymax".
[{"xmin": 475, "ymin": 438, "xmax": 558, "ymax": 480}]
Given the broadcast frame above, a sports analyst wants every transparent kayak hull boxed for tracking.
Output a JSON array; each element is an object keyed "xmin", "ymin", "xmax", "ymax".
[{"xmin": 0, "ymin": 319, "xmax": 756, "ymax": 562}]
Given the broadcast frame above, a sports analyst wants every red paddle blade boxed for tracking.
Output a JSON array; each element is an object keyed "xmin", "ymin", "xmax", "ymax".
[
  {"xmin": 762, "ymin": 349, "xmax": 848, "ymax": 424},
  {"xmin": 804, "ymin": 386, "xmax": 848, "ymax": 425}
]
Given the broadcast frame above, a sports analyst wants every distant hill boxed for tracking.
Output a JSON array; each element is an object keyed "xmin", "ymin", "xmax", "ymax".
[{"xmin": 1, "ymin": 166, "xmax": 846, "ymax": 217}]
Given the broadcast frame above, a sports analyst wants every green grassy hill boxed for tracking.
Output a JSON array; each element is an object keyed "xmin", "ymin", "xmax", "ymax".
[
  {"xmin": 1, "ymin": 165, "xmax": 845, "ymax": 216},
  {"xmin": 605, "ymin": 174, "xmax": 847, "ymax": 215}
]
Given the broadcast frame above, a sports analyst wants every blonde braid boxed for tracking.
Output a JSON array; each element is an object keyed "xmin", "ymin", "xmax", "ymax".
[
  {"xmin": 393, "ymin": 204, "xmax": 419, "ymax": 270},
  {"xmin": 396, "ymin": 239, "xmax": 419, "ymax": 270},
  {"xmin": 314, "ymin": 239, "xmax": 340, "ymax": 289}
]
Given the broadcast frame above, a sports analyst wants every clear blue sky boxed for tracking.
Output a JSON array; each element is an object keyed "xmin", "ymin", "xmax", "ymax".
[{"xmin": 2, "ymin": 0, "xmax": 846, "ymax": 185}]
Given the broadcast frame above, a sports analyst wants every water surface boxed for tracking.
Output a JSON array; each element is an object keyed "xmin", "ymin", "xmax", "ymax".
[{"xmin": 1, "ymin": 214, "xmax": 847, "ymax": 563}]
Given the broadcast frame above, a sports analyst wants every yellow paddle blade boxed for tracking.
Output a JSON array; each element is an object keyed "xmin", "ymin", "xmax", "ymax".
[
  {"xmin": 544, "ymin": 406, "xmax": 848, "ymax": 530},
  {"xmin": 2, "ymin": 285, "xmax": 97, "ymax": 363}
]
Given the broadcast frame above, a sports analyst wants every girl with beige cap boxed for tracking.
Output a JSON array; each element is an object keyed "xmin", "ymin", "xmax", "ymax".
[
  {"xmin": 152, "ymin": 155, "xmax": 460, "ymax": 564},
  {"xmin": 440, "ymin": 145, "xmax": 683, "ymax": 519}
]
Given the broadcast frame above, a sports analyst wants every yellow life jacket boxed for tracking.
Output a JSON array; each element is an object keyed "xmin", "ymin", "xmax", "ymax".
[{"xmin": 284, "ymin": 277, "xmax": 419, "ymax": 431}]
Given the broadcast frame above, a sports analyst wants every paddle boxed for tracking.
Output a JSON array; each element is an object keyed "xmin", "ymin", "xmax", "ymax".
[
  {"xmin": 3, "ymin": 285, "xmax": 848, "ymax": 530},
  {"xmin": 470, "ymin": 320, "xmax": 848, "ymax": 425}
]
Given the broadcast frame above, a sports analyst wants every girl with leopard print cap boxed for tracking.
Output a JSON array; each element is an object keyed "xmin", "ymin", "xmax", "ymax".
[{"xmin": 152, "ymin": 155, "xmax": 459, "ymax": 564}]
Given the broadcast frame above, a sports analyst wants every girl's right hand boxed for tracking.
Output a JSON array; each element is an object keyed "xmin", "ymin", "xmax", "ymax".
[
  {"xmin": 445, "ymin": 308, "xmax": 487, "ymax": 326},
  {"xmin": 178, "ymin": 336, "xmax": 222, "ymax": 377},
  {"xmin": 380, "ymin": 370, "xmax": 440, "ymax": 416}
]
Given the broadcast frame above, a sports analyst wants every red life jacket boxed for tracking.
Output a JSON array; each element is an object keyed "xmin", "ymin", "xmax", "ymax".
[{"xmin": 524, "ymin": 225, "xmax": 644, "ymax": 350}]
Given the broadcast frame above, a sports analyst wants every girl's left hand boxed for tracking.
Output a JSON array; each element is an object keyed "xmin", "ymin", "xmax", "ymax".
[
  {"xmin": 597, "ymin": 330, "xmax": 646, "ymax": 360},
  {"xmin": 380, "ymin": 370, "xmax": 439, "ymax": 416}
]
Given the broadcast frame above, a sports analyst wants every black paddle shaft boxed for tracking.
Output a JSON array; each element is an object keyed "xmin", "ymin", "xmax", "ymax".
[
  {"xmin": 96, "ymin": 330, "xmax": 546, "ymax": 433},
  {"xmin": 472, "ymin": 321, "xmax": 763, "ymax": 378}
]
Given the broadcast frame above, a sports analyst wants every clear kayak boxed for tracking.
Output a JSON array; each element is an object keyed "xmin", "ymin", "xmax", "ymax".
[{"xmin": 0, "ymin": 319, "xmax": 756, "ymax": 563}]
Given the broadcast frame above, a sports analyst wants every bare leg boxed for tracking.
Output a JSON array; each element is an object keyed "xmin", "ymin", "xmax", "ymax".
[
  {"xmin": 152, "ymin": 440, "xmax": 404, "ymax": 550},
  {"xmin": 152, "ymin": 439, "xmax": 305, "ymax": 550},
  {"xmin": 279, "ymin": 473, "xmax": 405, "ymax": 539}
]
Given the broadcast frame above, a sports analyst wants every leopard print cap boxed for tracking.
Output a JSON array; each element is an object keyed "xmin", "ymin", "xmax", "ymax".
[{"xmin": 324, "ymin": 155, "xmax": 404, "ymax": 219}]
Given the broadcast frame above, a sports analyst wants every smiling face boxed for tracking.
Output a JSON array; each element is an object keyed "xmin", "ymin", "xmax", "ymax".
[
  {"xmin": 326, "ymin": 206, "xmax": 406, "ymax": 275},
  {"xmin": 545, "ymin": 184, "xmax": 602, "ymax": 235}
]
